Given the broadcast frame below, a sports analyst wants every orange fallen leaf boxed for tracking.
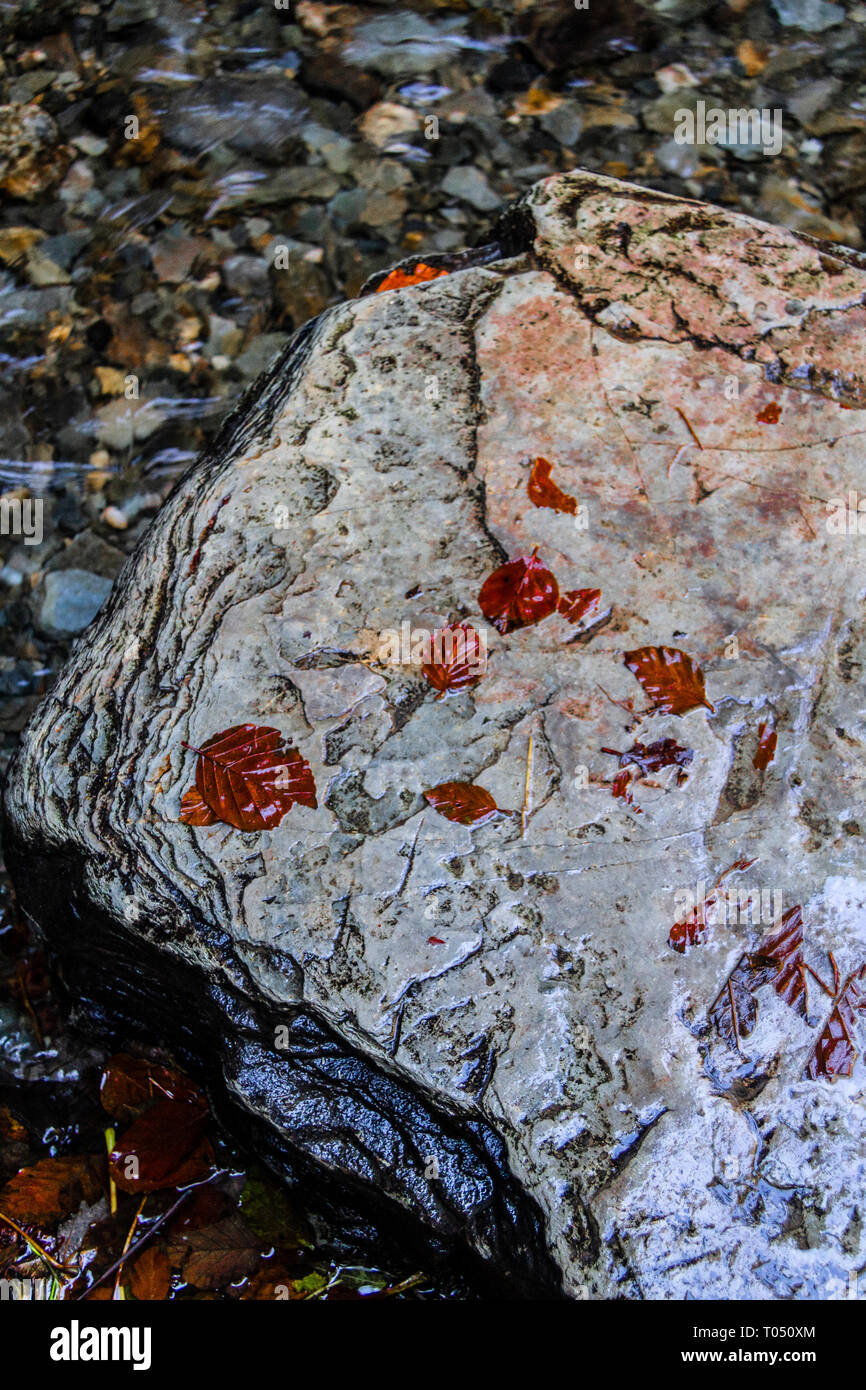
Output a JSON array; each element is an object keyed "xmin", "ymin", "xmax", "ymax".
[
  {"xmin": 623, "ymin": 646, "xmax": 714, "ymax": 716},
  {"xmin": 527, "ymin": 456, "xmax": 577, "ymax": 515},
  {"xmin": 423, "ymin": 782, "xmax": 503, "ymax": 826},
  {"xmin": 127, "ymin": 1244, "xmax": 173, "ymax": 1300},
  {"xmin": 0, "ymin": 1155, "xmax": 103, "ymax": 1227},
  {"xmin": 376, "ymin": 263, "xmax": 448, "ymax": 293},
  {"xmin": 753, "ymin": 722, "xmax": 777, "ymax": 771},
  {"xmin": 557, "ymin": 588, "xmax": 601, "ymax": 626}
]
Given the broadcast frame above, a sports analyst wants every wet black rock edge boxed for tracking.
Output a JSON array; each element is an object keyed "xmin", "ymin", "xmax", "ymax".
[{"xmin": 2, "ymin": 831, "xmax": 562, "ymax": 1299}]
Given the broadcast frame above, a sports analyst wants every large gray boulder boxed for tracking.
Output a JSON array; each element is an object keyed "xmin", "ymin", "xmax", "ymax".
[{"xmin": 5, "ymin": 171, "xmax": 866, "ymax": 1298}]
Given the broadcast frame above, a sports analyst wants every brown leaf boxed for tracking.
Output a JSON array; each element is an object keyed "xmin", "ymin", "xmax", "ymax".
[
  {"xmin": 805, "ymin": 966, "xmax": 866, "ymax": 1080},
  {"xmin": 557, "ymin": 588, "xmax": 601, "ymax": 626},
  {"xmin": 169, "ymin": 1211, "xmax": 262, "ymax": 1290},
  {"xmin": 623, "ymin": 646, "xmax": 714, "ymax": 716},
  {"xmin": 100, "ymin": 1054, "xmax": 202, "ymax": 1123},
  {"xmin": 756, "ymin": 402, "xmax": 781, "ymax": 424},
  {"xmin": 110, "ymin": 1098, "xmax": 212, "ymax": 1194},
  {"xmin": 127, "ymin": 1244, "xmax": 172, "ymax": 1300},
  {"xmin": 527, "ymin": 456, "xmax": 577, "ymax": 514},
  {"xmin": 709, "ymin": 961, "xmax": 763, "ymax": 1050},
  {"xmin": 0, "ymin": 1155, "xmax": 103, "ymax": 1227},
  {"xmin": 180, "ymin": 723, "xmax": 317, "ymax": 831},
  {"xmin": 478, "ymin": 550, "xmax": 559, "ymax": 634},
  {"xmin": 422, "ymin": 782, "xmax": 503, "ymax": 826},
  {"xmin": 421, "ymin": 622, "xmax": 486, "ymax": 699}
]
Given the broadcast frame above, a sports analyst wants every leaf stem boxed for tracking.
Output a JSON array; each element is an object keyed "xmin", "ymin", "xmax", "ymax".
[{"xmin": 803, "ymin": 963, "xmax": 835, "ymax": 999}]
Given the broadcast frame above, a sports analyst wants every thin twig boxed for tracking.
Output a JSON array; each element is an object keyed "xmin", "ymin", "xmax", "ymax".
[
  {"xmin": 675, "ymin": 406, "xmax": 703, "ymax": 450},
  {"xmin": 396, "ymin": 815, "xmax": 424, "ymax": 897},
  {"xmin": 77, "ymin": 1191, "xmax": 189, "ymax": 1301},
  {"xmin": 727, "ymin": 978, "xmax": 741, "ymax": 1053},
  {"xmin": 803, "ymin": 963, "xmax": 835, "ymax": 999},
  {"xmin": 521, "ymin": 730, "xmax": 534, "ymax": 837},
  {"xmin": 836, "ymin": 1004, "xmax": 854, "ymax": 1045},
  {"xmin": 0, "ymin": 1210, "xmax": 76, "ymax": 1278},
  {"xmin": 77, "ymin": 1171, "xmax": 226, "ymax": 1301},
  {"xmin": 596, "ymin": 682, "xmax": 635, "ymax": 715},
  {"xmin": 380, "ymin": 1272, "xmax": 425, "ymax": 1297},
  {"xmin": 112, "ymin": 1196, "xmax": 147, "ymax": 1300}
]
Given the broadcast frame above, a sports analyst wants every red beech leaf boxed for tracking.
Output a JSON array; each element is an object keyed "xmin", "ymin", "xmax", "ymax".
[
  {"xmin": 623, "ymin": 646, "xmax": 714, "ymax": 715},
  {"xmin": 181, "ymin": 724, "xmax": 317, "ymax": 831},
  {"xmin": 753, "ymin": 905, "xmax": 807, "ymax": 1018},
  {"xmin": 428, "ymin": 936, "xmax": 445, "ymax": 945},
  {"xmin": 100, "ymin": 1054, "xmax": 202, "ymax": 1122},
  {"xmin": 527, "ymin": 456, "xmax": 577, "ymax": 514},
  {"xmin": 478, "ymin": 550, "xmax": 559, "ymax": 634},
  {"xmin": 422, "ymin": 782, "xmax": 503, "ymax": 826},
  {"xmin": 753, "ymin": 722, "xmax": 777, "ymax": 771},
  {"xmin": 756, "ymin": 402, "xmax": 781, "ymax": 424},
  {"xmin": 421, "ymin": 622, "xmax": 486, "ymax": 699},
  {"xmin": 179, "ymin": 787, "xmax": 219, "ymax": 826},
  {"xmin": 109, "ymin": 1097, "xmax": 212, "ymax": 1193},
  {"xmin": 557, "ymin": 588, "xmax": 602, "ymax": 626},
  {"xmin": 376, "ymin": 262, "xmax": 448, "ymax": 293},
  {"xmin": 805, "ymin": 965, "xmax": 866, "ymax": 1079},
  {"xmin": 611, "ymin": 766, "xmax": 636, "ymax": 806}
]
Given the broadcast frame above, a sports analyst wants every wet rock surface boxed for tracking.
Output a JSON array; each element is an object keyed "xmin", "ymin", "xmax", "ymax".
[{"xmin": 5, "ymin": 170, "xmax": 866, "ymax": 1298}]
